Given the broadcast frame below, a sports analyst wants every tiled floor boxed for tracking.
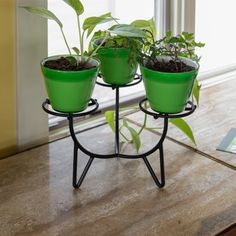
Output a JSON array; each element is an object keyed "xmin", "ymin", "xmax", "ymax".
[{"xmin": 1, "ymin": 79, "xmax": 236, "ymax": 236}]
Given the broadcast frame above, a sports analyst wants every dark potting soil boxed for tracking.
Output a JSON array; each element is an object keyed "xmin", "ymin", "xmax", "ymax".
[
  {"xmin": 147, "ymin": 59, "xmax": 195, "ymax": 73},
  {"xmin": 44, "ymin": 57, "xmax": 95, "ymax": 71}
]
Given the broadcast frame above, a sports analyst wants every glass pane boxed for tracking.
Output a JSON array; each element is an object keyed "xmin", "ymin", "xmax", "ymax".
[
  {"xmin": 114, "ymin": 0, "xmax": 154, "ymax": 23},
  {"xmin": 195, "ymin": 0, "xmax": 236, "ymax": 73},
  {"xmin": 48, "ymin": 0, "xmax": 154, "ymax": 105}
]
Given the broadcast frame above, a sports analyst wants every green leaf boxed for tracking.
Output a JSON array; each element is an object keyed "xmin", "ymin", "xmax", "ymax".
[
  {"xmin": 83, "ymin": 12, "xmax": 111, "ymax": 30},
  {"xmin": 83, "ymin": 51, "xmax": 89, "ymax": 56},
  {"xmin": 131, "ymin": 19, "xmax": 151, "ymax": 28},
  {"xmin": 193, "ymin": 80, "xmax": 201, "ymax": 105},
  {"xmin": 131, "ymin": 18, "xmax": 156, "ymax": 40},
  {"xmin": 192, "ymin": 41, "xmax": 205, "ymax": 48},
  {"xmin": 170, "ymin": 118, "xmax": 196, "ymax": 145},
  {"xmin": 89, "ymin": 30, "xmax": 107, "ymax": 52},
  {"xmin": 182, "ymin": 31, "xmax": 194, "ymax": 41},
  {"xmin": 108, "ymin": 24, "xmax": 146, "ymax": 38},
  {"xmin": 62, "ymin": 0, "xmax": 84, "ymax": 16},
  {"xmin": 105, "ymin": 111, "xmax": 115, "ymax": 132},
  {"xmin": 22, "ymin": 6, "xmax": 63, "ymax": 28},
  {"xmin": 169, "ymin": 37, "xmax": 183, "ymax": 44},
  {"xmin": 83, "ymin": 13, "xmax": 116, "ymax": 37},
  {"xmin": 123, "ymin": 120, "xmax": 141, "ymax": 152},
  {"xmin": 166, "ymin": 31, "xmax": 172, "ymax": 38},
  {"xmin": 72, "ymin": 47, "xmax": 80, "ymax": 55},
  {"xmin": 149, "ymin": 18, "xmax": 157, "ymax": 41},
  {"xmin": 65, "ymin": 56, "xmax": 77, "ymax": 65}
]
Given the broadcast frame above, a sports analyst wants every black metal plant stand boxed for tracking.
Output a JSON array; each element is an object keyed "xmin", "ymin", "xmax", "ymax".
[{"xmin": 42, "ymin": 74, "xmax": 196, "ymax": 189}]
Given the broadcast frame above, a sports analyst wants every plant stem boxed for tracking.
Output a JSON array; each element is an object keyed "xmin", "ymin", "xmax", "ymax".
[
  {"xmin": 77, "ymin": 15, "xmax": 83, "ymax": 60},
  {"xmin": 146, "ymin": 127, "xmax": 162, "ymax": 130},
  {"xmin": 120, "ymin": 131, "xmax": 131, "ymax": 142},
  {"xmin": 84, "ymin": 33, "xmax": 109, "ymax": 65},
  {"xmin": 111, "ymin": 16, "xmax": 120, "ymax": 24},
  {"xmin": 119, "ymin": 106, "xmax": 139, "ymax": 111},
  {"xmin": 137, "ymin": 102, "xmax": 148, "ymax": 135},
  {"xmin": 119, "ymin": 126, "xmax": 131, "ymax": 142},
  {"xmin": 82, "ymin": 30, "xmax": 85, "ymax": 51},
  {"xmin": 138, "ymin": 112, "xmax": 147, "ymax": 135},
  {"xmin": 60, "ymin": 27, "xmax": 71, "ymax": 55}
]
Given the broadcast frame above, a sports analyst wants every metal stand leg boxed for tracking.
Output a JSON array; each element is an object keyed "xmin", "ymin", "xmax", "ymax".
[
  {"xmin": 142, "ymin": 144, "xmax": 165, "ymax": 188},
  {"xmin": 72, "ymin": 144, "xmax": 94, "ymax": 189},
  {"xmin": 115, "ymin": 87, "xmax": 120, "ymax": 155},
  {"xmin": 42, "ymin": 89, "xmax": 196, "ymax": 189}
]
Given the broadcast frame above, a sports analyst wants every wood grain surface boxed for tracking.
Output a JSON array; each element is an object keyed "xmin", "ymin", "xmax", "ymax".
[{"xmin": 0, "ymin": 122, "xmax": 236, "ymax": 235}]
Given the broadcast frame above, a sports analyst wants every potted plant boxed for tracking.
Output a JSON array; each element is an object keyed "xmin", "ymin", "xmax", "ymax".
[
  {"xmin": 139, "ymin": 31, "xmax": 205, "ymax": 113},
  {"xmin": 92, "ymin": 19, "xmax": 155, "ymax": 86},
  {"xmin": 22, "ymin": 0, "xmax": 115, "ymax": 112},
  {"xmin": 105, "ymin": 31, "xmax": 204, "ymax": 152}
]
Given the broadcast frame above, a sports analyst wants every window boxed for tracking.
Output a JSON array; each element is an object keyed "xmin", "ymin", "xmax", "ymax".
[{"xmin": 195, "ymin": 0, "xmax": 236, "ymax": 74}]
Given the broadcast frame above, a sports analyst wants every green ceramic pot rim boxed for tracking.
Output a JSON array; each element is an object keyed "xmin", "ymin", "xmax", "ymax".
[
  {"xmin": 40, "ymin": 55, "xmax": 100, "ymax": 74},
  {"xmin": 141, "ymin": 56, "xmax": 199, "ymax": 75}
]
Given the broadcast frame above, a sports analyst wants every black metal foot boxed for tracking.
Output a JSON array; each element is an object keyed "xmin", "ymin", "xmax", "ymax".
[
  {"xmin": 73, "ymin": 145, "xmax": 94, "ymax": 188},
  {"xmin": 142, "ymin": 145, "xmax": 165, "ymax": 188}
]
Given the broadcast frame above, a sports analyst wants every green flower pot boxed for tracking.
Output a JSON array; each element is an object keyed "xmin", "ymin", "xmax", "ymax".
[
  {"xmin": 94, "ymin": 40, "xmax": 138, "ymax": 85},
  {"xmin": 41, "ymin": 55, "xmax": 99, "ymax": 113},
  {"xmin": 141, "ymin": 57, "xmax": 199, "ymax": 114}
]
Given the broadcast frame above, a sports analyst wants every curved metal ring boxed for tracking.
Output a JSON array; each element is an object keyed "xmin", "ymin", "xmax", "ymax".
[
  {"xmin": 96, "ymin": 74, "xmax": 142, "ymax": 89},
  {"xmin": 68, "ymin": 115, "xmax": 168, "ymax": 159},
  {"xmin": 139, "ymin": 98, "xmax": 196, "ymax": 119},
  {"xmin": 42, "ymin": 98, "xmax": 99, "ymax": 118}
]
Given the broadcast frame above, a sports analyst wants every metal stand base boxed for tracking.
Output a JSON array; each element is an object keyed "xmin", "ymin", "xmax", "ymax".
[{"xmin": 42, "ymin": 75, "xmax": 196, "ymax": 189}]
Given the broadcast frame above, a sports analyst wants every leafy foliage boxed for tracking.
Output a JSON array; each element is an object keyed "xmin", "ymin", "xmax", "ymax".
[
  {"xmin": 23, "ymin": 4, "xmax": 201, "ymax": 150},
  {"xmin": 102, "ymin": 29, "xmax": 202, "ymax": 151},
  {"xmin": 104, "ymin": 100, "xmax": 197, "ymax": 152},
  {"xmin": 137, "ymin": 31, "xmax": 204, "ymax": 105},
  {"xmin": 90, "ymin": 18, "xmax": 155, "ymax": 52},
  {"xmin": 123, "ymin": 120, "xmax": 141, "ymax": 152},
  {"xmin": 83, "ymin": 13, "xmax": 116, "ymax": 37},
  {"xmin": 90, "ymin": 19, "xmax": 155, "ymax": 72},
  {"xmin": 22, "ymin": 0, "xmax": 117, "ymax": 67},
  {"xmin": 193, "ymin": 79, "xmax": 201, "ymax": 105},
  {"xmin": 108, "ymin": 24, "xmax": 146, "ymax": 38},
  {"xmin": 105, "ymin": 111, "xmax": 115, "ymax": 132},
  {"xmin": 169, "ymin": 118, "xmax": 196, "ymax": 145},
  {"xmin": 139, "ymin": 31, "xmax": 205, "ymax": 72},
  {"xmin": 72, "ymin": 47, "xmax": 80, "ymax": 55},
  {"xmin": 131, "ymin": 18, "xmax": 156, "ymax": 42}
]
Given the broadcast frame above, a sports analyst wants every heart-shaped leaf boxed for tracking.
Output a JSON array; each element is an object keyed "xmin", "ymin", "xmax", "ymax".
[
  {"xmin": 193, "ymin": 79, "xmax": 201, "ymax": 105},
  {"xmin": 105, "ymin": 110, "xmax": 115, "ymax": 132},
  {"xmin": 170, "ymin": 118, "xmax": 196, "ymax": 145},
  {"xmin": 123, "ymin": 120, "xmax": 141, "ymax": 152}
]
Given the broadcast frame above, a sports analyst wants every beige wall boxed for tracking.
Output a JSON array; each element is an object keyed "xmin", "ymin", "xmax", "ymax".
[{"xmin": 0, "ymin": 0, "xmax": 17, "ymax": 157}]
